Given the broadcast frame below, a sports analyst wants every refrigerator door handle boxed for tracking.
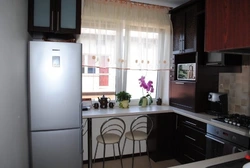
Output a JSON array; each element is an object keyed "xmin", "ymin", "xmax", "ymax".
[
  {"xmin": 80, "ymin": 127, "xmax": 83, "ymax": 154},
  {"xmin": 79, "ymin": 102, "xmax": 83, "ymax": 154},
  {"xmin": 79, "ymin": 102, "xmax": 82, "ymax": 126}
]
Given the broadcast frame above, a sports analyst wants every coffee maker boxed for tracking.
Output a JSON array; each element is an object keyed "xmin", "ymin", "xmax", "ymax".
[{"xmin": 207, "ymin": 92, "xmax": 228, "ymax": 116}]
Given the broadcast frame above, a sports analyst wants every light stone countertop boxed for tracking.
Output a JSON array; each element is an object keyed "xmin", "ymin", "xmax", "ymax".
[
  {"xmin": 82, "ymin": 105, "xmax": 250, "ymax": 137},
  {"xmin": 82, "ymin": 105, "xmax": 173, "ymax": 118},
  {"xmin": 168, "ymin": 151, "xmax": 248, "ymax": 168}
]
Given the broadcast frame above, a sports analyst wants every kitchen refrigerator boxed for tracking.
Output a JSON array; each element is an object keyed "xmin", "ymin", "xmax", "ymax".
[{"xmin": 28, "ymin": 41, "xmax": 82, "ymax": 168}]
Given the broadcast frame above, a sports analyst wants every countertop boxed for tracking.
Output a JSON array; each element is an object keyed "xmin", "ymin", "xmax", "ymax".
[
  {"xmin": 82, "ymin": 105, "xmax": 250, "ymax": 137},
  {"xmin": 82, "ymin": 105, "xmax": 173, "ymax": 118},
  {"xmin": 168, "ymin": 151, "xmax": 248, "ymax": 168}
]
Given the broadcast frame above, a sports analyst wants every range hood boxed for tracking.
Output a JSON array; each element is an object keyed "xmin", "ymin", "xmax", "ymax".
[
  {"xmin": 216, "ymin": 48, "xmax": 250, "ymax": 55},
  {"xmin": 206, "ymin": 52, "xmax": 242, "ymax": 66}
]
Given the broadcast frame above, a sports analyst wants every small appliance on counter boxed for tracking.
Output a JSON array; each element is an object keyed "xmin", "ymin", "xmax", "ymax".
[
  {"xmin": 82, "ymin": 98, "xmax": 92, "ymax": 111},
  {"xmin": 207, "ymin": 92, "xmax": 228, "ymax": 116}
]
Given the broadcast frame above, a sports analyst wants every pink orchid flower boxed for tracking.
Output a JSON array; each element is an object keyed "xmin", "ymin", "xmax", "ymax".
[{"xmin": 138, "ymin": 76, "xmax": 154, "ymax": 93}]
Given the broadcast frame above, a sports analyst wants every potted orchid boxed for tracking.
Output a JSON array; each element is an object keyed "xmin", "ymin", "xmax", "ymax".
[{"xmin": 138, "ymin": 76, "xmax": 154, "ymax": 107}]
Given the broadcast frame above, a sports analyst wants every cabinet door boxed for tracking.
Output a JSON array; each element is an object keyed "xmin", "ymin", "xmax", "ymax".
[
  {"xmin": 56, "ymin": 0, "xmax": 81, "ymax": 34},
  {"xmin": 28, "ymin": 0, "xmax": 54, "ymax": 32},
  {"xmin": 171, "ymin": 12, "xmax": 184, "ymax": 54},
  {"xmin": 205, "ymin": 0, "xmax": 250, "ymax": 52},
  {"xmin": 28, "ymin": 0, "xmax": 81, "ymax": 34},
  {"xmin": 148, "ymin": 113, "xmax": 176, "ymax": 162},
  {"xmin": 169, "ymin": 81, "xmax": 196, "ymax": 111},
  {"xmin": 183, "ymin": 5, "xmax": 197, "ymax": 53}
]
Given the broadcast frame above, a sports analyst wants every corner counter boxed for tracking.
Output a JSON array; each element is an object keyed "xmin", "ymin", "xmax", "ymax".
[
  {"xmin": 82, "ymin": 105, "xmax": 250, "ymax": 137},
  {"xmin": 168, "ymin": 151, "xmax": 248, "ymax": 168}
]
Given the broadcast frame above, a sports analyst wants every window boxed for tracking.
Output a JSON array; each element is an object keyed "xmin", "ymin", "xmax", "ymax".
[
  {"xmin": 80, "ymin": 27, "xmax": 162, "ymax": 102},
  {"xmin": 79, "ymin": 0, "xmax": 171, "ymax": 103}
]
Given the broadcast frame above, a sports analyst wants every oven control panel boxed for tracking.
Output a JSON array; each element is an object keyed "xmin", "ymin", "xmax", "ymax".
[{"xmin": 206, "ymin": 124, "xmax": 250, "ymax": 148}]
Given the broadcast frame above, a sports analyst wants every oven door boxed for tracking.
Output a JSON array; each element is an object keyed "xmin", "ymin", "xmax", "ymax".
[{"xmin": 205, "ymin": 134, "xmax": 245, "ymax": 159}]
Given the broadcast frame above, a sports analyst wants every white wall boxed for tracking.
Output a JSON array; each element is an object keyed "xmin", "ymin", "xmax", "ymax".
[{"xmin": 0, "ymin": 0, "xmax": 29, "ymax": 168}]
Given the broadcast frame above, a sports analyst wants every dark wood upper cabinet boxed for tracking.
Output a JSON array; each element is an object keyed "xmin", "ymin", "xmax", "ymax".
[
  {"xmin": 169, "ymin": 0, "xmax": 222, "ymax": 112},
  {"xmin": 205, "ymin": 0, "xmax": 250, "ymax": 53},
  {"xmin": 28, "ymin": 0, "xmax": 81, "ymax": 35},
  {"xmin": 170, "ymin": 0, "xmax": 205, "ymax": 55}
]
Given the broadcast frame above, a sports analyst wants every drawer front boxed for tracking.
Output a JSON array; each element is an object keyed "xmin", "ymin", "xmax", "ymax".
[
  {"xmin": 181, "ymin": 142, "xmax": 205, "ymax": 163},
  {"xmin": 179, "ymin": 115, "xmax": 206, "ymax": 132},
  {"xmin": 182, "ymin": 125, "xmax": 206, "ymax": 153}
]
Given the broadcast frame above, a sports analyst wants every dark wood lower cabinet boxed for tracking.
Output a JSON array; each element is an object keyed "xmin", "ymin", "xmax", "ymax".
[
  {"xmin": 175, "ymin": 115, "xmax": 206, "ymax": 164},
  {"xmin": 148, "ymin": 113, "xmax": 176, "ymax": 162}
]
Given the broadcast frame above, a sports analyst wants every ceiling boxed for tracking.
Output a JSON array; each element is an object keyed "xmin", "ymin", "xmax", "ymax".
[{"xmin": 130, "ymin": 0, "xmax": 190, "ymax": 8}]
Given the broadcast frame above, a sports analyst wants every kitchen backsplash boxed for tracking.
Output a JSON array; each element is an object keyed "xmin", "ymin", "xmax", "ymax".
[{"xmin": 219, "ymin": 55, "xmax": 250, "ymax": 115}]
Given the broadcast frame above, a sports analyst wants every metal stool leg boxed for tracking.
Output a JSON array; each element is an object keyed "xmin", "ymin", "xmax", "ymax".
[
  {"xmin": 132, "ymin": 140, "xmax": 135, "ymax": 168},
  {"xmin": 118, "ymin": 143, "xmax": 123, "ymax": 168},
  {"xmin": 146, "ymin": 140, "xmax": 152, "ymax": 168},
  {"xmin": 94, "ymin": 142, "xmax": 99, "ymax": 163},
  {"xmin": 122, "ymin": 138, "xmax": 127, "ymax": 156},
  {"xmin": 139, "ymin": 141, "xmax": 141, "ymax": 156},
  {"xmin": 113, "ymin": 144, "xmax": 116, "ymax": 159},
  {"xmin": 103, "ymin": 144, "xmax": 106, "ymax": 168}
]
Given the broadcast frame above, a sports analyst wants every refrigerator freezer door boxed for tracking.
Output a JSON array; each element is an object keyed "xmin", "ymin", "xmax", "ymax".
[
  {"xmin": 29, "ymin": 41, "xmax": 82, "ymax": 131},
  {"xmin": 31, "ymin": 128, "xmax": 82, "ymax": 168}
]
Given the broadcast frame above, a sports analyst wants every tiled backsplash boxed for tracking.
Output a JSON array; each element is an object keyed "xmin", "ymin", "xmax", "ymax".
[{"xmin": 219, "ymin": 55, "xmax": 250, "ymax": 115}]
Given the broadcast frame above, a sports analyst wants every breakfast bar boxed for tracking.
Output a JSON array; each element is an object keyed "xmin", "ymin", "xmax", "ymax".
[{"xmin": 82, "ymin": 105, "xmax": 174, "ymax": 168}]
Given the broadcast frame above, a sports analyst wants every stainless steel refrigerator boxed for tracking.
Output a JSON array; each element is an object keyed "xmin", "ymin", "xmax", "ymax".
[{"xmin": 28, "ymin": 41, "xmax": 82, "ymax": 168}]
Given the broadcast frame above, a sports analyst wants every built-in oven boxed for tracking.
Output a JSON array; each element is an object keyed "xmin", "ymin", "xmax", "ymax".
[{"xmin": 205, "ymin": 124, "xmax": 250, "ymax": 159}]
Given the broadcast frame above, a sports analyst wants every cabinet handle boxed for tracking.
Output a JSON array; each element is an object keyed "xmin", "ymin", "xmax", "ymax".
[
  {"xmin": 184, "ymin": 154, "xmax": 195, "ymax": 162},
  {"xmin": 184, "ymin": 120, "xmax": 197, "ymax": 126},
  {"xmin": 175, "ymin": 82, "xmax": 184, "ymax": 85},
  {"xmin": 182, "ymin": 39, "xmax": 185, "ymax": 52},
  {"xmin": 57, "ymin": 11, "xmax": 60, "ymax": 31},
  {"xmin": 179, "ymin": 39, "xmax": 182, "ymax": 52},
  {"xmin": 205, "ymin": 135, "xmax": 225, "ymax": 145},
  {"xmin": 51, "ymin": 11, "xmax": 54, "ymax": 31},
  {"xmin": 185, "ymin": 135, "xmax": 196, "ymax": 141}
]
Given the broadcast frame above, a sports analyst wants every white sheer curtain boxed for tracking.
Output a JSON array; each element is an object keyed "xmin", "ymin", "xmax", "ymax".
[
  {"xmin": 79, "ymin": 0, "xmax": 171, "ymax": 71},
  {"xmin": 79, "ymin": 0, "xmax": 172, "ymax": 103}
]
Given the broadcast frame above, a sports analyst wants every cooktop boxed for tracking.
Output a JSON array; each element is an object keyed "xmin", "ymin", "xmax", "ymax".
[
  {"xmin": 212, "ymin": 113, "xmax": 250, "ymax": 129},
  {"xmin": 206, "ymin": 158, "xmax": 249, "ymax": 168}
]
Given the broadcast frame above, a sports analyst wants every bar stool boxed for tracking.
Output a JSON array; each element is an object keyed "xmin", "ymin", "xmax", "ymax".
[
  {"xmin": 82, "ymin": 119, "xmax": 88, "ymax": 137},
  {"xmin": 94, "ymin": 117, "xmax": 126, "ymax": 168},
  {"xmin": 122, "ymin": 115, "xmax": 153, "ymax": 168}
]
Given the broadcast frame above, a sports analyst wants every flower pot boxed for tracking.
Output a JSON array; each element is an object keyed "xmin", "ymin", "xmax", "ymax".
[
  {"xmin": 119, "ymin": 100, "xmax": 129, "ymax": 108},
  {"xmin": 141, "ymin": 97, "xmax": 148, "ymax": 107}
]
